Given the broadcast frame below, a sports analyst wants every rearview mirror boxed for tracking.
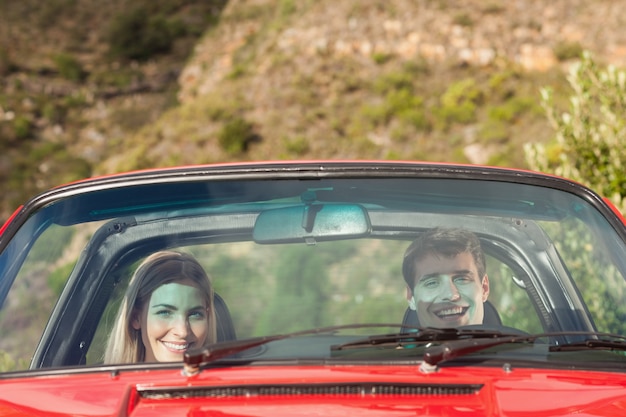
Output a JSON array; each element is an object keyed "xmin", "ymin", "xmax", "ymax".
[{"xmin": 253, "ymin": 204, "xmax": 371, "ymax": 243}]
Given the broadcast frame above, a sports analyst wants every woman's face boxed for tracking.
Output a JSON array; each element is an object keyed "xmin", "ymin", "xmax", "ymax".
[{"xmin": 133, "ymin": 279, "xmax": 209, "ymax": 362}]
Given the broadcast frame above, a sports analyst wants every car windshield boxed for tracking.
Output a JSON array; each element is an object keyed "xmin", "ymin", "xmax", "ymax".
[{"xmin": 2, "ymin": 170, "xmax": 626, "ymax": 372}]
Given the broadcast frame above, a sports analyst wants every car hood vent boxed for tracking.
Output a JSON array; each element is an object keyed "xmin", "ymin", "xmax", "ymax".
[{"xmin": 139, "ymin": 383, "xmax": 483, "ymax": 399}]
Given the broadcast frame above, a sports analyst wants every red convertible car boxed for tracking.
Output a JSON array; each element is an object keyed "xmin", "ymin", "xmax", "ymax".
[{"xmin": 1, "ymin": 161, "xmax": 626, "ymax": 416}]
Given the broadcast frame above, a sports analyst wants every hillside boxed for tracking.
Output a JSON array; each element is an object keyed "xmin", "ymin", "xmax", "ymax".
[{"xmin": 1, "ymin": 0, "xmax": 625, "ymax": 220}]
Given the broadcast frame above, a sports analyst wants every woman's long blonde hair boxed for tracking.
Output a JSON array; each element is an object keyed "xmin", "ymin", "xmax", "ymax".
[{"xmin": 103, "ymin": 250, "xmax": 217, "ymax": 364}]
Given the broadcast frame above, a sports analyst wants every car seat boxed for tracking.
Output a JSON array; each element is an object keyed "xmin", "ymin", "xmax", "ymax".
[{"xmin": 214, "ymin": 292, "xmax": 237, "ymax": 341}]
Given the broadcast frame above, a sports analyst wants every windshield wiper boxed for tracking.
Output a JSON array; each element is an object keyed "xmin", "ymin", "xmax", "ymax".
[
  {"xmin": 184, "ymin": 327, "xmax": 626, "ymax": 376},
  {"xmin": 420, "ymin": 331, "xmax": 626, "ymax": 373},
  {"xmin": 420, "ymin": 334, "xmax": 533, "ymax": 372},
  {"xmin": 330, "ymin": 327, "xmax": 524, "ymax": 351},
  {"xmin": 548, "ymin": 336, "xmax": 626, "ymax": 352},
  {"xmin": 183, "ymin": 323, "xmax": 410, "ymax": 376}
]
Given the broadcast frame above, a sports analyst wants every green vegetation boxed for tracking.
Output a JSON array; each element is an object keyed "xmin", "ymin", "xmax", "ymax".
[
  {"xmin": 5, "ymin": 142, "xmax": 91, "ymax": 211},
  {"xmin": 255, "ymin": 246, "xmax": 331, "ymax": 334},
  {"xmin": 52, "ymin": 53, "xmax": 86, "ymax": 82},
  {"xmin": 0, "ymin": 225, "xmax": 77, "ymax": 371},
  {"xmin": 284, "ymin": 135, "xmax": 310, "ymax": 155},
  {"xmin": 525, "ymin": 51, "xmax": 626, "ymax": 334},
  {"xmin": 0, "ymin": 47, "xmax": 14, "ymax": 75},
  {"xmin": 105, "ymin": 0, "xmax": 220, "ymax": 62},
  {"xmin": 435, "ymin": 78, "xmax": 483, "ymax": 128},
  {"xmin": 107, "ymin": 7, "xmax": 181, "ymax": 61},
  {"xmin": 218, "ymin": 117, "xmax": 257, "ymax": 154},
  {"xmin": 452, "ymin": 12, "xmax": 473, "ymax": 27},
  {"xmin": 343, "ymin": 62, "xmax": 547, "ymax": 165},
  {"xmin": 12, "ymin": 115, "xmax": 33, "ymax": 140},
  {"xmin": 372, "ymin": 52, "xmax": 394, "ymax": 65},
  {"xmin": 549, "ymin": 220, "xmax": 626, "ymax": 335},
  {"xmin": 0, "ymin": 0, "xmax": 227, "ymax": 219},
  {"xmin": 0, "ymin": 350, "xmax": 29, "ymax": 373},
  {"xmin": 487, "ymin": 257, "xmax": 543, "ymax": 333},
  {"xmin": 553, "ymin": 41, "xmax": 584, "ymax": 62},
  {"xmin": 525, "ymin": 51, "xmax": 626, "ymax": 213},
  {"xmin": 0, "ymin": 0, "xmax": 564, "ymax": 219}
]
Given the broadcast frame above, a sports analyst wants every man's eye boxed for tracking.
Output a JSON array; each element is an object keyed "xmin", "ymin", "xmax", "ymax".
[
  {"xmin": 421, "ymin": 279, "xmax": 439, "ymax": 288},
  {"xmin": 453, "ymin": 275, "xmax": 473, "ymax": 283}
]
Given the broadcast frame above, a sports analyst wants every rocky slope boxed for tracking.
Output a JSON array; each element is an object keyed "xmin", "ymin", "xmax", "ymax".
[
  {"xmin": 1, "ymin": 0, "xmax": 625, "ymax": 219},
  {"xmin": 97, "ymin": 0, "xmax": 626, "ymax": 173}
]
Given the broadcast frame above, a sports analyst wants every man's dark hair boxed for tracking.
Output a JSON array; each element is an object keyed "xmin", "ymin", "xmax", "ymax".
[{"xmin": 402, "ymin": 227, "xmax": 486, "ymax": 289}]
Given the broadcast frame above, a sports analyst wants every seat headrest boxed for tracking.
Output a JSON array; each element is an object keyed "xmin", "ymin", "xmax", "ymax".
[{"xmin": 214, "ymin": 292, "xmax": 237, "ymax": 342}]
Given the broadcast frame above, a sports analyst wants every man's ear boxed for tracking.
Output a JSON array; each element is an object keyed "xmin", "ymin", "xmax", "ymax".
[
  {"xmin": 406, "ymin": 286, "xmax": 416, "ymax": 310},
  {"xmin": 481, "ymin": 275, "xmax": 490, "ymax": 302}
]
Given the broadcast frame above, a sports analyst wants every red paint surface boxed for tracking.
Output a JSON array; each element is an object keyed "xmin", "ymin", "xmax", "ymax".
[{"xmin": 2, "ymin": 365, "xmax": 626, "ymax": 417}]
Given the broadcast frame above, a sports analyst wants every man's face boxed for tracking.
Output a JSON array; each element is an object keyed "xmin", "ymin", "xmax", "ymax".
[
  {"xmin": 133, "ymin": 280, "xmax": 209, "ymax": 362},
  {"xmin": 407, "ymin": 251, "xmax": 489, "ymax": 328}
]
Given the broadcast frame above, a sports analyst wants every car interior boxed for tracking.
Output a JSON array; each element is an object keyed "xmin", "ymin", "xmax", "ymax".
[
  {"xmin": 4, "ymin": 176, "xmax": 625, "ymax": 371},
  {"xmin": 31, "ymin": 207, "xmax": 589, "ymax": 368}
]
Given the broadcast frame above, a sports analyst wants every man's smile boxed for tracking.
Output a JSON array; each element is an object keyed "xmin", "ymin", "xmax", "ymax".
[{"xmin": 433, "ymin": 305, "xmax": 468, "ymax": 320}]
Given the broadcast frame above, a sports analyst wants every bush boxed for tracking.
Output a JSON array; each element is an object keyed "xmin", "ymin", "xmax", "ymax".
[
  {"xmin": 479, "ymin": 119, "xmax": 509, "ymax": 143},
  {"xmin": 524, "ymin": 51, "xmax": 626, "ymax": 213},
  {"xmin": 372, "ymin": 52, "xmax": 393, "ymax": 65},
  {"xmin": 487, "ymin": 97, "xmax": 537, "ymax": 123},
  {"xmin": 525, "ymin": 52, "xmax": 626, "ymax": 334},
  {"xmin": 52, "ymin": 53, "xmax": 86, "ymax": 82},
  {"xmin": 387, "ymin": 89, "xmax": 429, "ymax": 130},
  {"xmin": 284, "ymin": 136, "xmax": 309, "ymax": 155},
  {"xmin": 107, "ymin": 7, "xmax": 180, "ymax": 61},
  {"xmin": 42, "ymin": 102, "xmax": 66, "ymax": 124},
  {"xmin": 0, "ymin": 350, "xmax": 28, "ymax": 372},
  {"xmin": 452, "ymin": 13, "xmax": 473, "ymax": 27},
  {"xmin": 553, "ymin": 41, "xmax": 584, "ymax": 62},
  {"xmin": 0, "ymin": 47, "xmax": 14, "ymax": 76},
  {"xmin": 434, "ymin": 78, "xmax": 483, "ymax": 129},
  {"xmin": 13, "ymin": 115, "xmax": 33, "ymax": 140},
  {"xmin": 218, "ymin": 117, "xmax": 257, "ymax": 154},
  {"xmin": 372, "ymin": 72, "xmax": 414, "ymax": 95}
]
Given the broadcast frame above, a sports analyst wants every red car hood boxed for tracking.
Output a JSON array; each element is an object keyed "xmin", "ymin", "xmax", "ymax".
[{"xmin": 1, "ymin": 365, "xmax": 626, "ymax": 417}]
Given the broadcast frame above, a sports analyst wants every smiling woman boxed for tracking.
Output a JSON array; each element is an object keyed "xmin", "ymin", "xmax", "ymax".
[{"xmin": 103, "ymin": 251, "xmax": 217, "ymax": 364}]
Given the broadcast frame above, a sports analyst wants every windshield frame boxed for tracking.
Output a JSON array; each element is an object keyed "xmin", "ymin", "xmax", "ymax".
[{"xmin": 2, "ymin": 162, "xmax": 626, "ymax": 372}]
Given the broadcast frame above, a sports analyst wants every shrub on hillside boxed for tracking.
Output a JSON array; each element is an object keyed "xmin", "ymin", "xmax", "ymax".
[
  {"xmin": 0, "ymin": 47, "xmax": 15, "ymax": 76},
  {"xmin": 106, "ymin": 7, "xmax": 183, "ymax": 61},
  {"xmin": 218, "ymin": 117, "xmax": 258, "ymax": 154},
  {"xmin": 553, "ymin": 41, "xmax": 584, "ymax": 62},
  {"xmin": 13, "ymin": 115, "xmax": 33, "ymax": 140},
  {"xmin": 525, "ymin": 51, "xmax": 626, "ymax": 335},
  {"xmin": 52, "ymin": 53, "xmax": 86, "ymax": 82},
  {"xmin": 525, "ymin": 51, "xmax": 626, "ymax": 213},
  {"xmin": 434, "ymin": 78, "xmax": 483, "ymax": 129}
]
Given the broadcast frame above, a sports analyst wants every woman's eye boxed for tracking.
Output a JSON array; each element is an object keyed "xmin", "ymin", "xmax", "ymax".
[
  {"xmin": 155, "ymin": 310, "xmax": 173, "ymax": 317},
  {"xmin": 189, "ymin": 311, "xmax": 206, "ymax": 320}
]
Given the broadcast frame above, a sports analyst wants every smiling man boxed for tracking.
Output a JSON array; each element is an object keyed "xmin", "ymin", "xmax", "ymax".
[{"xmin": 402, "ymin": 227, "xmax": 490, "ymax": 328}]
